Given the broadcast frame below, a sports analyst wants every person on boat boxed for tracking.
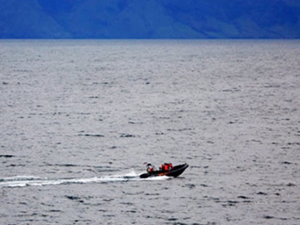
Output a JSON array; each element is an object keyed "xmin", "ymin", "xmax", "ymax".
[
  {"xmin": 145, "ymin": 163, "xmax": 156, "ymax": 173},
  {"xmin": 160, "ymin": 163, "xmax": 173, "ymax": 171}
]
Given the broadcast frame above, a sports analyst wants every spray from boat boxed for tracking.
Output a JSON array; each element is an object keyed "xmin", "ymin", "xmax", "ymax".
[{"xmin": 0, "ymin": 170, "xmax": 170, "ymax": 188}]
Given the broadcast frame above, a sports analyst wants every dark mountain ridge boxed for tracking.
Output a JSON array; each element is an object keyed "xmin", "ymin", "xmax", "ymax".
[{"xmin": 0, "ymin": 0, "xmax": 299, "ymax": 38}]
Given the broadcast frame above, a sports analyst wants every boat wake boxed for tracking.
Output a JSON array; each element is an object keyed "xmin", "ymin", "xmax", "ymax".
[{"xmin": 0, "ymin": 170, "xmax": 170, "ymax": 188}]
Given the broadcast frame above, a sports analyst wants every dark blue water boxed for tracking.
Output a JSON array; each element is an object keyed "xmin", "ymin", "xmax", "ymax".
[{"xmin": 1, "ymin": 40, "xmax": 300, "ymax": 224}]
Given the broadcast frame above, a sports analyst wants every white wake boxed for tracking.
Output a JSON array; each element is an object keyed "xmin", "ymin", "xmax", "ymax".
[{"xmin": 0, "ymin": 170, "xmax": 170, "ymax": 188}]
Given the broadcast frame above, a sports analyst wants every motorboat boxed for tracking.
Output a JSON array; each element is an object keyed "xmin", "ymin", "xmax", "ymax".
[{"xmin": 140, "ymin": 163, "xmax": 189, "ymax": 178}]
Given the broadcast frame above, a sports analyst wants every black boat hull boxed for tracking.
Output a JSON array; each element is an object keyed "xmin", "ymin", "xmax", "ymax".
[{"xmin": 140, "ymin": 163, "xmax": 189, "ymax": 178}]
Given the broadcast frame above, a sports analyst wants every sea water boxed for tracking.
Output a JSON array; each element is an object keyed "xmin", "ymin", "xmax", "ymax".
[{"xmin": 0, "ymin": 39, "xmax": 300, "ymax": 224}]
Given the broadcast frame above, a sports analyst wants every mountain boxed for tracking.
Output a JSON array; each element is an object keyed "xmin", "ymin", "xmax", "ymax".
[{"xmin": 0, "ymin": 0, "xmax": 299, "ymax": 38}]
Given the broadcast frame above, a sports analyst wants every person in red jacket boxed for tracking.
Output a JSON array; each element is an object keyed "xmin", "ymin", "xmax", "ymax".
[{"xmin": 160, "ymin": 163, "xmax": 173, "ymax": 171}]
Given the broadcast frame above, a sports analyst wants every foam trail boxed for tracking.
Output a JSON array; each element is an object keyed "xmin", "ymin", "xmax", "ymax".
[
  {"xmin": 0, "ymin": 176, "xmax": 130, "ymax": 188},
  {"xmin": 144, "ymin": 176, "xmax": 170, "ymax": 181},
  {"xmin": 0, "ymin": 170, "xmax": 169, "ymax": 188},
  {"xmin": 0, "ymin": 175, "xmax": 40, "ymax": 182}
]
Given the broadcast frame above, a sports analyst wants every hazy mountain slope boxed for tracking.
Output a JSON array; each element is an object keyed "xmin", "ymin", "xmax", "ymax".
[
  {"xmin": 0, "ymin": 0, "xmax": 71, "ymax": 38},
  {"xmin": 0, "ymin": 0, "xmax": 299, "ymax": 38}
]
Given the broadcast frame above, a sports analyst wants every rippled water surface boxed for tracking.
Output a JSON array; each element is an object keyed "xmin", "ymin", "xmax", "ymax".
[{"xmin": 1, "ymin": 40, "xmax": 300, "ymax": 224}]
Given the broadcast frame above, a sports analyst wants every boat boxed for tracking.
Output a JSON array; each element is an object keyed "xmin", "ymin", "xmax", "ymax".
[{"xmin": 140, "ymin": 163, "xmax": 189, "ymax": 178}]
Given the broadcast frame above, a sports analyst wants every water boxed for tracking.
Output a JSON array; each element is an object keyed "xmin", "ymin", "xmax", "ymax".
[{"xmin": 0, "ymin": 39, "xmax": 300, "ymax": 224}]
